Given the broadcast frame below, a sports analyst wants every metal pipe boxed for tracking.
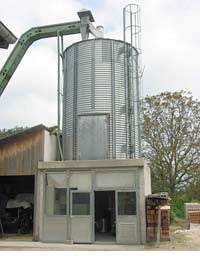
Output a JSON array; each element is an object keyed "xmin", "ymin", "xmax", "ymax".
[
  {"xmin": 57, "ymin": 33, "xmax": 63, "ymax": 160},
  {"xmin": 111, "ymin": 40, "xmax": 116, "ymax": 159},
  {"xmin": 123, "ymin": 7, "xmax": 128, "ymax": 159}
]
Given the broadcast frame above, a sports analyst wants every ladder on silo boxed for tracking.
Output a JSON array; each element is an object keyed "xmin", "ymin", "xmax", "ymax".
[{"xmin": 123, "ymin": 4, "xmax": 143, "ymax": 159}]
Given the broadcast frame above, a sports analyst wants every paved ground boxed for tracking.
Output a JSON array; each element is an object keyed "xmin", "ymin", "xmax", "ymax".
[
  {"xmin": 0, "ymin": 231, "xmax": 200, "ymax": 251},
  {"xmin": 0, "ymin": 220, "xmax": 199, "ymax": 251},
  {"xmin": 0, "ymin": 240, "xmax": 145, "ymax": 251}
]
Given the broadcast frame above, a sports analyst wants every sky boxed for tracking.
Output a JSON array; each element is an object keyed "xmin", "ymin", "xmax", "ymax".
[{"xmin": 0, "ymin": 0, "xmax": 200, "ymax": 129}]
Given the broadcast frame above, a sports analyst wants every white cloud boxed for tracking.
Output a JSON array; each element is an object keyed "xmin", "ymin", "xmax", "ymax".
[{"xmin": 0, "ymin": 0, "xmax": 200, "ymax": 129}]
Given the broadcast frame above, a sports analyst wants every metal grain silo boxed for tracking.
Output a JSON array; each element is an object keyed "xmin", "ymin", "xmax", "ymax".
[{"xmin": 62, "ymin": 38, "xmax": 141, "ymax": 160}]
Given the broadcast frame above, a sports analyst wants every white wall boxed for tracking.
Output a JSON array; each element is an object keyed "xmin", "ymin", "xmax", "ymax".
[
  {"xmin": 44, "ymin": 130, "xmax": 57, "ymax": 161},
  {"xmin": 138, "ymin": 161, "xmax": 151, "ymax": 244},
  {"xmin": 144, "ymin": 162, "xmax": 152, "ymax": 196}
]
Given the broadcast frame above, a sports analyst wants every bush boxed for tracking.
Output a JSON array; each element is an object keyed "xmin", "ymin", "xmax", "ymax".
[
  {"xmin": 190, "ymin": 198, "xmax": 200, "ymax": 203},
  {"xmin": 170, "ymin": 192, "xmax": 200, "ymax": 222},
  {"xmin": 170, "ymin": 195, "xmax": 186, "ymax": 220},
  {"xmin": 170, "ymin": 209, "xmax": 176, "ymax": 223}
]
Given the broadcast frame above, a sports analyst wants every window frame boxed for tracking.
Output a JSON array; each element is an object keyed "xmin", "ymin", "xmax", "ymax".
[
  {"xmin": 54, "ymin": 187, "xmax": 67, "ymax": 215},
  {"xmin": 45, "ymin": 186, "xmax": 68, "ymax": 216},
  {"xmin": 70, "ymin": 191, "xmax": 91, "ymax": 217},
  {"xmin": 44, "ymin": 172, "xmax": 68, "ymax": 216},
  {"xmin": 117, "ymin": 191, "xmax": 137, "ymax": 216}
]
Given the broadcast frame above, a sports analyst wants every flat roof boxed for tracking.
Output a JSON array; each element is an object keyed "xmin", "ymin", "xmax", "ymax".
[{"xmin": 38, "ymin": 159, "xmax": 147, "ymax": 170}]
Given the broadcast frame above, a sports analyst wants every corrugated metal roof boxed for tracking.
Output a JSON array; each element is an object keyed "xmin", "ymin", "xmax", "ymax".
[{"xmin": 0, "ymin": 124, "xmax": 51, "ymax": 145}]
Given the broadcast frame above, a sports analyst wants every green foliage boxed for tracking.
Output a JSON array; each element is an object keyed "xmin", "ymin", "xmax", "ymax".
[
  {"xmin": 185, "ymin": 179, "xmax": 200, "ymax": 202},
  {"xmin": 170, "ymin": 208, "xmax": 176, "ymax": 223},
  {"xmin": 171, "ymin": 196, "xmax": 185, "ymax": 219},
  {"xmin": 145, "ymin": 240, "xmax": 156, "ymax": 247},
  {"xmin": 143, "ymin": 91, "xmax": 200, "ymax": 197},
  {"xmin": 170, "ymin": 186, "xmax": 200, "ymax": 222},
  {"xmin": 191, "ymin": 199, "xmax": 200, "ymax": 203},
  {"xmin": 0, "ymin": 126, "xmax": 28, "ymax": 139}
]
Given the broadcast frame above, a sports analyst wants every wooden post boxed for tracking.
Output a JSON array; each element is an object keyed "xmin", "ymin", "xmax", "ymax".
[
  {"xmin": 0, "ymin": 217, "xmax": 4, "ymax": 237},
  {"xmin": 156, "ymin": 205, "xmax": 170, "ymax": 247},
  {"xmin": 156, "ymin": 206, "xmax": 161, "ymax": 247},
  {"xmin": 33, "ymin": 170, "xmax": 39, "ymax": 241}
]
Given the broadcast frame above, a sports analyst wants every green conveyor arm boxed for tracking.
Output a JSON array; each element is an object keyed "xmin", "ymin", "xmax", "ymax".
[{"xmin": 0, "ymin": 20, "xmax": 81, "ymax": 96}]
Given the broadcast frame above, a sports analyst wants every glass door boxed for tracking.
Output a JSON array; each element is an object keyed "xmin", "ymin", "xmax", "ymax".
[
  {"xmin": 70, "ymin": 191, "xmax": 93, "ymax": 243},
  {"xmin": 116, "ymin": 191, "xmax": 139, "ymax": 244}
]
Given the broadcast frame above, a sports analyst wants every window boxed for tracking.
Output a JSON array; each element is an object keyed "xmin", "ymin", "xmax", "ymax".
[
  {"xmin": 118, "ymin": 192, "xmax": 136, "ymax": 215},
  {"xmin": 54, "ymin": 188, "xmax": 67, "ymax": 215},
  {"xmin": 45, "ymin": 187, "xmax": 67, "ymax": 215},
  {"xmin": 72, "ymin": 192, "xmax": 90, "ymax": 215},
  {"xmin": 45, "ymin": 173, "xmax": 67, "ymax": 215}
]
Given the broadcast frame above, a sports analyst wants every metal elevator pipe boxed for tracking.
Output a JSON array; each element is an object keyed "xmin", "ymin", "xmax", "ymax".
[{"xmin": 57, "ymin": 33, "xmax": 63, "ymax": 160}]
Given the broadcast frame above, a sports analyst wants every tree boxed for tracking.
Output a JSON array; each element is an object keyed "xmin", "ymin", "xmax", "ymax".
[
  {"xmin": 0, "ymin": 126, "xmax": 28, "ymax": 139},
  {"xmin": 143, "ymin": 91, "xmax": 200, "ymax": 196}
]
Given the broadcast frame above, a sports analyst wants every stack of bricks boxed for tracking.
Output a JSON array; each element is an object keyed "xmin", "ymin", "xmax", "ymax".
[
  {"xmin": 188, "ymin": 211, "xmax": 200, "ymax": 224},
  {"xmin": 146, "ymin": 193, "xmax": 170, "ymax": 242},
  {"xmin": 184, "ymin": 203, "xmax": 200, "ymax": 229}
]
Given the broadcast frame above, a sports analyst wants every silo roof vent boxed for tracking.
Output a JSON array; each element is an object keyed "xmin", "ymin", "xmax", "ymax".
[{"xmin": 77, "ymin": 8, "xmax": 95, "ymax": 22}]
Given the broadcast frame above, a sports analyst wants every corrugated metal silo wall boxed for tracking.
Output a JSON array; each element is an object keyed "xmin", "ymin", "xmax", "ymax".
[{"xmin": 62, "ymin": 38, "xmax": 139, "ymax": 160}]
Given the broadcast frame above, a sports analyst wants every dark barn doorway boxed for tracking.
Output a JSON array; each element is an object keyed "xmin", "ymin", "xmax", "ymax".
[
  {"xmin": 94, "ymin": 191, "xmax": 115, "ymax": 242},
  {"xmin": 0, "ymin": 175, "xmax": 34, "ymax": 236}
]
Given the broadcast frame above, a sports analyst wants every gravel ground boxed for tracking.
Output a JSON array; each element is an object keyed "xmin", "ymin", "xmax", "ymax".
[
  {"xmin": 145, "ymin": 229, "xmax": 200, "ymax": 251},
  {"xmin": 145, "ymin": 219, "xmax": 200, "ymax": 251}
]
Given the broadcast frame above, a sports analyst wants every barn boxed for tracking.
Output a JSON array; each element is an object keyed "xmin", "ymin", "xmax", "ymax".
[{"xmin": 0, "ymin": 124, "xmax": 57, "ymax": 237}]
